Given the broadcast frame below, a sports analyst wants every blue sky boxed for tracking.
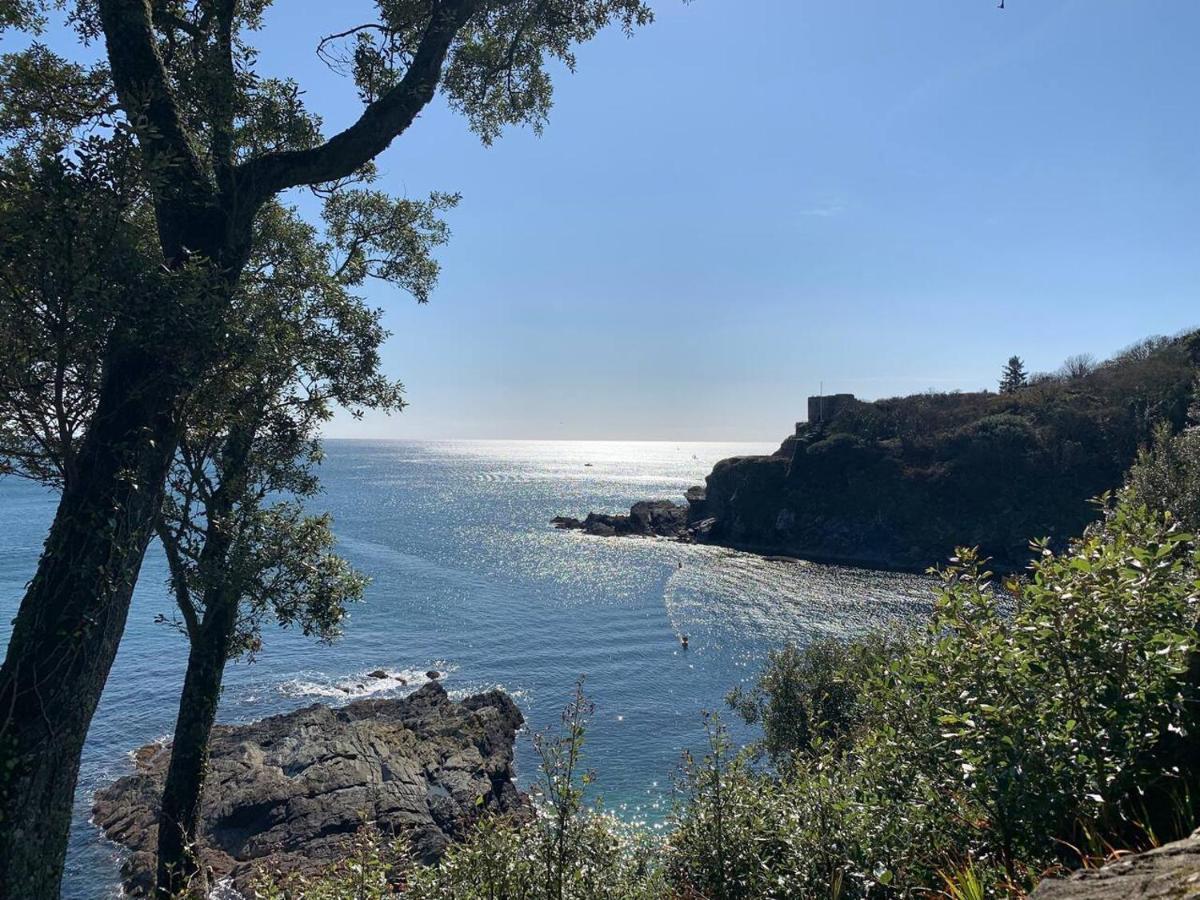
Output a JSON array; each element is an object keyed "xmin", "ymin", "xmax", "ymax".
[{"xmin": 35, "ymin": 2, "xmax": 1200, "ymax": 439}]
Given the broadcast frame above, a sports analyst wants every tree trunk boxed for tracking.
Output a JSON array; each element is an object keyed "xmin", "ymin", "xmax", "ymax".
[
  {"xmin": 0, "ymin": 337, "xmax": 185, "ymax": 899},
  {"xmin": 155, "ymin": 593, "xmax": 239, "ymax": 898}
]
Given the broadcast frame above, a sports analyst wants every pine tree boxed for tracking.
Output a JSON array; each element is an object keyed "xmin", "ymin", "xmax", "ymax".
[{"xmin": 1000, "ymin": 356, "xmax": 1028, "ymax": 394}]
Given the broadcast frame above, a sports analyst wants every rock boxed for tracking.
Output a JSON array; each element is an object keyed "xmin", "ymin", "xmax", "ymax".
[
  {"xmin": 367, "ymin": 669, "xmax": 388, "ymax": 679},
  {"xmin": 92, "ymin": 682, "xmax": 525, "ymax": 897},
  {"xmin": 587, "ymin": 520, "xmax": 617, "ymax": 537},
  {"xmin": 554, "ymin": 500, "xmax": 690, "ymax": 541},
  {"xmin": 426, "ymin": 670, "xmax": 441, "ymax": 680},
  {"xmin": 1031, "ymin": 829, "xmax": 1200, "ymax": 898}
]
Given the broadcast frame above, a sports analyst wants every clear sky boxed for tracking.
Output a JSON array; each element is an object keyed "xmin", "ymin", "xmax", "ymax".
[{"xmin": 41, "ymin": 2, "xmax": 1200, "ymax": 440}]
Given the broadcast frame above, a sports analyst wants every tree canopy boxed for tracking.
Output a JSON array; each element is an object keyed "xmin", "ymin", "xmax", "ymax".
[{"xmin": 0, "ymin": 2, "xmax": 658, "ymax": 895}]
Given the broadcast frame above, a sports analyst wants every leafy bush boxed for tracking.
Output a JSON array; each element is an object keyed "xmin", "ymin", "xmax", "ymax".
[
  {"xmin": 668, "ymin": 496, "xmax": 1200, "ymax": 897},
  {"xmin": 1127, "ymin": 424, "xmax": 1200, "ymax": 531},
  {"xmin": 727, "ymin": 637, "xmax": 904, "ymax": 768}
]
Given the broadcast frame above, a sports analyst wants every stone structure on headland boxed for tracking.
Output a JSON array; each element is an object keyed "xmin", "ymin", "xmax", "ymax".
[{"xmin": 804, "ymin": 392, "xmax": 856, "ymax": 427}]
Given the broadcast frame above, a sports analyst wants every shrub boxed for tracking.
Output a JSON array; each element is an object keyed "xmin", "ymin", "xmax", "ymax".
[
  {"xmin": 669, "ymin": 497, "xmax": 1200, "ymax": 897},
  {"xmin": 1127, "ymin": 424, "xmax": 1200, "ymax": 530},
  {"xmin": 727, "ymin": 637, "xmax": 903, "ymax": 768}
]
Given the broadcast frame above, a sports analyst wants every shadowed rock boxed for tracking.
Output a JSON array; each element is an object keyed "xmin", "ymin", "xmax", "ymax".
[
  {"xmin": 552, "ymin": 499, "xmax": 691, "ymax": 540},
  {"xmin": 92, "ymin": 682, "xmax": 525, "ymax": 896}
]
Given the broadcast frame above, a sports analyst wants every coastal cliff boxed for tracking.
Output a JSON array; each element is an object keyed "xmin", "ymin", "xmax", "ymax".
[
  {"xmin": 92, "ymin": 682, "xmax": 525, "ymax": 896},
  {"xmin": 560, "ymin": 334, "xmax": 1199, "ymax": 571}
]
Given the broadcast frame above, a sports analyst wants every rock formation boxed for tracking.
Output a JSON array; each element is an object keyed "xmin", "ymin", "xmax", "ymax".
[
  {"xmin": 552, "ymin": 499, "xmax": 691, "ymax": 539},
  {"xmin": 1032, "ymin": 829, "xmax": 1200, "ymax": 898},
  {"xmin": 92, "ymin": 681, "xmax": 525, "ymax": 896}
]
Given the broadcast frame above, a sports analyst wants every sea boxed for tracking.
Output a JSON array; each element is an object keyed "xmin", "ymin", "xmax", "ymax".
[{"xmin": 0, "ymin": 440, "xmax": 935, "ymax": 898}]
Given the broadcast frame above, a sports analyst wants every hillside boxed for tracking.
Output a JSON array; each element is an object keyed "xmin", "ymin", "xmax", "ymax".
[
  {"xmin": 559, "ymin": 332, "xmax": 1199, "ymax": 571},
  {"xmin": 689, "ymin": 333, "xmax": 1200, "ymax": 570}
]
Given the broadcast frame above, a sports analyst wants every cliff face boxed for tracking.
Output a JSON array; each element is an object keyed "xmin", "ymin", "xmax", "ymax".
[
  {"xmin": 93, "ymin": 682, "xmax": 525, "ymax": 896},
  {"xmin": 691, "ymin": 432, "xmax": 1103, "ymax": 570},
  {"xmin": 689, "ymin": 337, "xmax": 1197, "ymax": 570}
]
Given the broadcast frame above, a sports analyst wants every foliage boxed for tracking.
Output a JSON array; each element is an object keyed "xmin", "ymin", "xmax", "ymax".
[
  {"xmin": 153, "ymin": 198, "xmax": 419, "ymax": 658},
  {"xmin": 668, "ymin": 495, "xmax": 1200, "ymax": 897},
  {"xmin": 252, "ymin": 827, "xmax": 407, "ymax": 900},
  {"xmin": 254, "ymin": 681, "xmax": 665, "ymax": 900},
  {"xmin": 728, "ymin": 637, "xmax": 903, "ymax": 768},
  {"xmin": 0, "ymin": 144, "xmax": 149, "ymax": 484},
  {"xmin": 1126, "ymin": 424, "xmax": 1200, "ymax": 532}
]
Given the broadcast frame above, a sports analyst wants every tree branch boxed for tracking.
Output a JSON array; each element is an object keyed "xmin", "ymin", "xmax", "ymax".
[
  {"xmin": 236, "ymin": 0, "xmax": 479, "ymax": 206},
  {"xmin": 157, "ymin": 520, "xmax": 201, "ymax": 642},
  {"xmin": 97, "ymin": 0, "xmax": 214, "ymax": 253}
]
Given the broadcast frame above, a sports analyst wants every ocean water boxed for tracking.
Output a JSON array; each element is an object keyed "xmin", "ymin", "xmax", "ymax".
[{"xmin": 0, "ymin": 440, "xmax": 935, "ymax": 898}]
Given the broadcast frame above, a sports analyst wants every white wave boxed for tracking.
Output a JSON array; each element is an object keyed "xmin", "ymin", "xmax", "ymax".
[{"xmin": 276, "ymin": 662, "xmax": 459, "ymax": 702}]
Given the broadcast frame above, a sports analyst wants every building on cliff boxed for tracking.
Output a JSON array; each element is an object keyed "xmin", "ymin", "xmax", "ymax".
[{"xmin": 803, "ymin": 393, "xmax": 856, "ymax": 429}]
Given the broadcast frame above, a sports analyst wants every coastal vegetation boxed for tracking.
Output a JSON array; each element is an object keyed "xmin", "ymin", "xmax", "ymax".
[{"xmin": 259, "ymin": 431, "xmax": 1200, "ymax": 898}]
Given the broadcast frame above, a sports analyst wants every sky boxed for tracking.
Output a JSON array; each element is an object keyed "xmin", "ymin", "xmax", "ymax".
[{"xmin": 29, "ymin": 1, "xmax": 1200, "ymax": 440}]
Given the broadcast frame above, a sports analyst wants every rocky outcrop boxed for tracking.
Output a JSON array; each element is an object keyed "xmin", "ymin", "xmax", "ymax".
[
  {"xmin": 1031, "ymin": 829, "xmax": 1200, "ymax": 898},
  {"xmin": 92, "ymin": 682, "xmax": 525, "ymax": 896},
  {"xmin": 556, "ymin": 336, "xmax": 1198, "ymax": 571},
  {"xmin": 552, "ymin": 499, "xmax": 691, "ymax": 540}
]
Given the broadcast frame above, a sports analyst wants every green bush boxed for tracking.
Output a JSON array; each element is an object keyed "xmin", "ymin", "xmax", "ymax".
[
  {"xmin": 668, "ymin": 497, "xmax": 1200, "ymax": 897},
  {"xmin": 1127, "ymin": 424, "xmax": 1200, "ymax": 530},
  {"xmin": 727, "ymin": 637, "xmax": 904, "ymax": 768}
]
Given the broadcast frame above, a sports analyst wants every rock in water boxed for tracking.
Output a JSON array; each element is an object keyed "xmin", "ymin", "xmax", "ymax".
[
  {"xmin": 552, "ymin": 500, "xmax": 691, "ymax": 540},
  {"xmin": 92, "ymin": 682, "xmax": 525, "ymax": 896}
]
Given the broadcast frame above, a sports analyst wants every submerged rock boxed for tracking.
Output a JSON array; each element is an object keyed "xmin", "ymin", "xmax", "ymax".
[
  {"xmin": 92, "ymin": 682, "xmax": 525, "ymax": 896},
  {"xmin": 1032, "ymin": 828, "xmax": 1200, "ymax": 898}
]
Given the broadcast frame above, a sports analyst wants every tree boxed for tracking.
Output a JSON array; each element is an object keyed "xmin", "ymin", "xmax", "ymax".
[
  {"xmin": 0, "ymin": 156, "xmax": 437, "ymax": 894},
  {"xmin": 150, "ymin": 201, "xmax": 429, "ymax": 896},
  {"xmin": 999, "ymin": 355, "xmax": 1028, "ymax": 393},
  {"xmin": 1061, "ymin": 352, "xmax": 1097, "ymax": 380},
  {"xmin": 0, "ymin": 2, "xmax": 654, "ymax": 895}
]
